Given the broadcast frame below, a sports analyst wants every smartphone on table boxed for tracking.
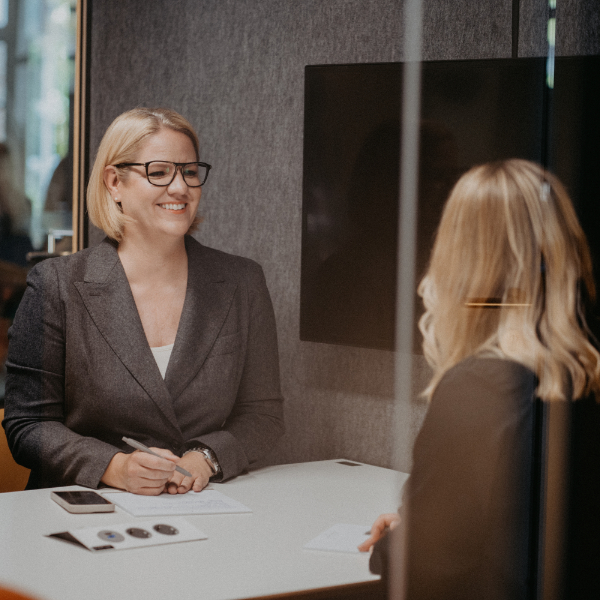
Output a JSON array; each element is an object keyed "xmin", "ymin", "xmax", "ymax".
[{"xmin": 51, "ymin": 491, "xmax": 115, "ymax": 514}]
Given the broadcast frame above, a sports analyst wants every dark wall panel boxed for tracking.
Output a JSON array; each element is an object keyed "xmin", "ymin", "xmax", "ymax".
[
  {"xmin": 421, "ymin": 0, "xmax": 512, "ymax": 60},
  {"xmin": 556, "ymin": 0, "xmax": 600, "ymax": 56}
]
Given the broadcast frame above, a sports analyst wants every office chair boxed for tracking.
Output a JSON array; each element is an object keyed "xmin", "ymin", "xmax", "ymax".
[{"xmin": 0, "ymin": 408, "xmax": 30, "ymax": 492}]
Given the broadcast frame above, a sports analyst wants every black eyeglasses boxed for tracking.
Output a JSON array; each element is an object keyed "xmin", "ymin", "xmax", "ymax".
[{"xmin": 114, "ymin": 161, "xmax": 211, "ymax": 187}]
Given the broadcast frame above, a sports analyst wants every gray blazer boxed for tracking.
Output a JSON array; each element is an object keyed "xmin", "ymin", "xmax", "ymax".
[{"xmin": 2, "ymin": 236, "xmax": 284, "ymax": 489}]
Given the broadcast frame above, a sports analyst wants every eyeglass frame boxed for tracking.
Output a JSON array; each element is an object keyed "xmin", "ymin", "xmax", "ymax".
[{"xmin": 113, "ymin": 161, "xmax": 212, "ymax": 187}]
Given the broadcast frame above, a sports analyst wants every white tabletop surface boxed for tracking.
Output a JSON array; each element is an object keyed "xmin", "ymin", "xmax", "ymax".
[{"xmin": 0, "ymin": 459, "xmax": 408, "ymax": 600}]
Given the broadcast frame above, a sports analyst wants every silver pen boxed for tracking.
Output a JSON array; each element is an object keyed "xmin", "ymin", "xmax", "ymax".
[{"xmin": 122, "ymin": 436, "xmax": 193, "ymax": 478}]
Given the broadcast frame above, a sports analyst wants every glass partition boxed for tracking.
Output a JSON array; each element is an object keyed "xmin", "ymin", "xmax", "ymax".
[{"xmin": 386, "ymin": 1, "xmax": 598, "ymax": 599}]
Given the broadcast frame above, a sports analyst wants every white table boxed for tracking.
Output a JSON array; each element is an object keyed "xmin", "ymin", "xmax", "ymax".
[{"xmin": 0, "ymin": 460, "xmax": 408, "ymax": 600}]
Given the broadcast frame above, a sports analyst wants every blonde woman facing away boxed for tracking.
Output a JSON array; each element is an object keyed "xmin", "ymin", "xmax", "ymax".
[
  {"xmin": 2, "ymin": 108, "xmax": 284, "ymax": 494},
  {"xmin": 359, "ymin": 159, "xmax": 600, "ymax": 600}
]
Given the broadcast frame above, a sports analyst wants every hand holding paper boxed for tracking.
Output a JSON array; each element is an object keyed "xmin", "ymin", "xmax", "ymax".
[{"xmin": 357, "ymin": 513, "xmax": 400, "ymax": 552}]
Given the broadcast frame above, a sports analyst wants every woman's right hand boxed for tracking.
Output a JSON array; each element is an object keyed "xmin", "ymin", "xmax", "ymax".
[
  {"xmin": 357, "ymin": 513, "xmax": 401, "ymax": 552},
  {"xmin": 101, "ymin": 449, "xmax": 179, "ymax": 495}
]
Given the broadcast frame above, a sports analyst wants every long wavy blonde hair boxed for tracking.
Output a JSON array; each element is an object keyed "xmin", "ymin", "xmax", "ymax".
[{"xmin": 419, "ymin": 159, "xmax": 600, "ymax": 401}]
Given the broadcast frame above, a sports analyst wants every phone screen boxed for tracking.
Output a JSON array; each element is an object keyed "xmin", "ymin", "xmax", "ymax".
[{"xmin": 54, "ymin": 491, "xmax": 112, "ymax": 505}]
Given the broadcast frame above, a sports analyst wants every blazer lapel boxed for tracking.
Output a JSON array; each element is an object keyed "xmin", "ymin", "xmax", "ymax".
[
  {"xmin": 73, "ymin": 239, "xmax": 181, "ymax": 435},
  {"xmin": 165, "ymin": 237, "xmax": 238, "ymax": 401}
]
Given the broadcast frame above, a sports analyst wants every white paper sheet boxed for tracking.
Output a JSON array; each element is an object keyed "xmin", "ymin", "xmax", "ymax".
[
  {"xmin": 101, "ymin": 489, "xmax": 252, "ymax": 517},
  {"xmin": 303, "ymin": 524, "xmax": 371, "ymax": 553}
]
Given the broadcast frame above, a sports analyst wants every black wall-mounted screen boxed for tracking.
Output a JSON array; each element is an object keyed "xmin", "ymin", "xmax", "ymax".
[{"xmin": 300, "ymin": 57, "xmax": 600, "ymax": 351}]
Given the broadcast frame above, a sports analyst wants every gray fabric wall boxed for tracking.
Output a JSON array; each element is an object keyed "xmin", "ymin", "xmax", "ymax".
[{"xmin": 87, "ymin": 0, "xmax": 599, "ymax": 473}]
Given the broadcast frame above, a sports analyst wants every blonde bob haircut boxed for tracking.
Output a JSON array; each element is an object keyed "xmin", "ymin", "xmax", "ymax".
[
  {"xmin": 419, "ymin": 159, "xmax": 600, "ymax": 401},
  {"xmin": 87, "ymin": 107, "xmax": 201, "ymax": 242}
]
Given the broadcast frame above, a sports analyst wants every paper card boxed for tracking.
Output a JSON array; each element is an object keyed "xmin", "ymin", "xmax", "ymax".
[
  {"xmin": 303, "ymin": 524, "xmax": 371, "ymax": 554},
  {"xmin": 101, "ymin": 489, "xmax": 252, "ymax": 517},
  {"xmin": 47, "ymin": 517, "xmax": 207, "ymax": 552}
]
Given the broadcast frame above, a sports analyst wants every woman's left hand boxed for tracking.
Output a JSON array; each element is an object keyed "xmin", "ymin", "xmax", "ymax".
[
  {"xmin": 358, "ymin": 513, "xmax": 401, "ymax": 552},
  {"xmin": 165, "ymin": 451, "xmax": 213, "ymax": 494}
]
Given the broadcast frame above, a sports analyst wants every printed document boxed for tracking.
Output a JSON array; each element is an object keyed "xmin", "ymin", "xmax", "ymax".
[
  {"xmin": 102, "ymin": 489, "xmax": 252, "ymax": 517},
  {"xmin": 304, "ymin": 524, "xmax": 371, "ymax": 553}
]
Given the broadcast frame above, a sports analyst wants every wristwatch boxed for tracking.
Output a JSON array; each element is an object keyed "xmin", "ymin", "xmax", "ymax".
[{"xmin": 184, "ymin": 446, "xmax": 221, "ymax": 477}]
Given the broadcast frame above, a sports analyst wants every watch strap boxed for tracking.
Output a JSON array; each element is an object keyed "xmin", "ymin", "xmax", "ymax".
[{"xmin": 183, "ymin": 446, "xmax": 221, "ymax": 476}]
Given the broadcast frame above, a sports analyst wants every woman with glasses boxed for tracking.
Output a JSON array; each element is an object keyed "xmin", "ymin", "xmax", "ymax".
[
  {"xmin": 2, "ymin": 108, "xmax": 284, "ymax": 494},
  {"xmin": 359, "ymin": 159, "xmax": 600, "ymax": 599}
]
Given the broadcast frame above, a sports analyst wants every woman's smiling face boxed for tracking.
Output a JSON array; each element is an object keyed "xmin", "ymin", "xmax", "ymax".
[{"xmin": 114, "ymin": 128, "xmax": 202, "ymax": 240}]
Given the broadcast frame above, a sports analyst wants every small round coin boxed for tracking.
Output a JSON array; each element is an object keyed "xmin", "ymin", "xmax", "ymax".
[
  {"xmin": 97, "ymin": 530, "xmax": 125, "ymax": 543},
  {"xmin": 126, "ymin": 527, "xmax": 152, "ymax": 539},
  {"xmin": 153, "ymin": 524, "xmax": 179, "ymax": 535}
]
